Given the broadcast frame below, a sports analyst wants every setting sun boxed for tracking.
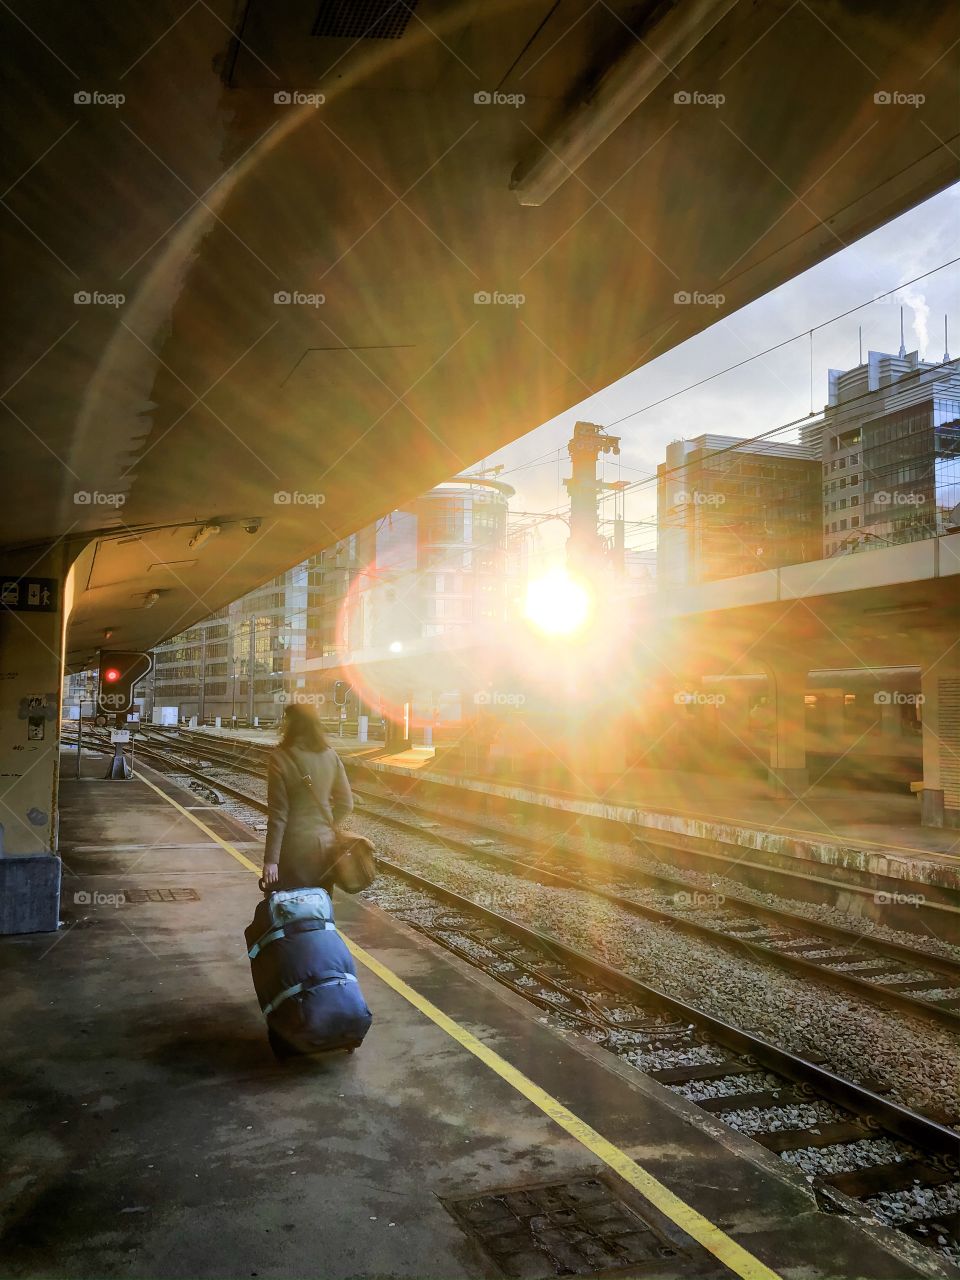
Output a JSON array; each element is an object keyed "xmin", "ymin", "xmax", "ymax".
[{"xmin": 523, "ymin": 569, "xmax": 592, "ymax": 636}]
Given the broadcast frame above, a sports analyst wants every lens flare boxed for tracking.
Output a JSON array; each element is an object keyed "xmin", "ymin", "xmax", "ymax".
[{"xmin": 523, "ymin": 570, "xmax": 591, "ymax": 636}]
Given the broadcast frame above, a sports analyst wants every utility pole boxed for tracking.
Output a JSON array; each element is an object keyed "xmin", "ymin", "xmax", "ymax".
[
  {"xmin": 564, "ymin": 421, "xmax": 621, "ymax": 574},
  {"xmin": 198, "ymin": 625, "xmax": 206, "ymax": 724},
  {"xmin": 247, "ymin": 617, "xmax": 256, "ymax": 725},
  {"xmin": 612, "ymin": 512, "xmax": 625, "ymax": 575}
]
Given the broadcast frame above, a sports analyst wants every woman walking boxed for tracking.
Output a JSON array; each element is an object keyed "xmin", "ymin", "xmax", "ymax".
[{"xmin": 261, "ymin": 702, "xmax": 354, "ymax": 891}]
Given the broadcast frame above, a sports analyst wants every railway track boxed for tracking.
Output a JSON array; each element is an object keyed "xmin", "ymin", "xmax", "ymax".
[
  {"xmin": 161, "ymin": 726, "xmax": 960, "ymax": 932},
  {"xmin": 134, "ymin": 729, "xmax": 960, "ymax": 1031},
  {"xmin": 349, "ymin": 784, "xmax": 960, "ymax": 1031},
  {"xmin": 365, "ymin": 870, "xmax": 960, "ymax": 1263},
  {"xmin": 104, "ymin": 732, "xmax": 960, "ymax": 1268}
]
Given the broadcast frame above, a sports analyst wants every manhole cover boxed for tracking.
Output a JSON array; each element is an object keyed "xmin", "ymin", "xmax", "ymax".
[
  {"xmin": 443, "ymin": 1176, "xmax": 687, "ymax": 1277},
  {"xmin": 123, "ymin": 888, "xmax": 200, "ymax": 904}
]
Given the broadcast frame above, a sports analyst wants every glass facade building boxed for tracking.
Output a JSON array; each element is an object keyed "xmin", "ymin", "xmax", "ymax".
[
  {"xmin": 657, "ymin": 435, "xmax": 821, "ymax": 587},
  {"xmin": 821, "ymin": 351, "xmax": 960, "ymax": 555},
  {"xmin": 657, "ymin": 353, "xmax": 960, "ymax": 584},
  {"xmin": 414, "ymin": 485, "xmax": 510, "ymax": 636},
  {"xmin": 861, "ymin": 397, "xmax": 960, "ymax": 543},
  {"xmin": 143, "ymin": 558, "xmax": 323, "ymax": 724},
  {"xmin": 135, "ymin": 480, "xmax": 513, "ymax": 723}
]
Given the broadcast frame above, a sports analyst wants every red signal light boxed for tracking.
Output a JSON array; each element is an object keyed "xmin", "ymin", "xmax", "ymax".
[{"xmin": 104, "ymin": 667, "xmax": 121, "ymax": 683}]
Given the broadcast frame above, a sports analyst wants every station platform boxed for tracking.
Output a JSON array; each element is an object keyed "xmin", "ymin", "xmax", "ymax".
[
  {"xmin": 188, "ymin": 724, "xmax": 381, "ymax": 760},
  {"xmin": 0, "ymin": 755, "xmax": 943, "ymax": 1279},
  {"xmin": 361, "ymin": 756, "xmax": 960, "ymax": 895}
]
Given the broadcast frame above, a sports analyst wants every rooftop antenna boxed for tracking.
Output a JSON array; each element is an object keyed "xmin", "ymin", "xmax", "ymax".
[
  {"xmin": 858, "ymin": 325, "xmax": 863, "ymax": 366},
  {"xmin": 944, "ymin": 315, "xmax": 951, "ymax": 364},
  {"xmin": 898, "ymin": 306, "xmax": 906, "ymax": 359}
]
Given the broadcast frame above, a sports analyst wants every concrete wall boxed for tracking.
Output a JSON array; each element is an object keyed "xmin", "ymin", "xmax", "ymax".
[
  {"xmin": 663, "ymin": 532, "xmax": 960, "ymax": 616},
  {"xmin": 0, "ymin": 544, "xmax": 70, "ymax": 857}
]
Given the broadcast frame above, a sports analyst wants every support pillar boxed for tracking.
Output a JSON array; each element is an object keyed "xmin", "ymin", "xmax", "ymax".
[
  {"xmin": 0, "ymin": 543, "xmax": 70, "ymax": 934},
  {"xmin": 920, "ymin": 652, "xmax": 960, "ymax": 828},
  {"xmin": 385, "ymin": 698, "xmax": 412, "ymax": 752},
  {"xmin": 761, "ymin": 656, "xmax": 809, "ymax": 797}
]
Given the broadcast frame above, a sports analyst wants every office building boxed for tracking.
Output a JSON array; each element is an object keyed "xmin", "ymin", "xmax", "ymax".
[
  {"xmin": 821, "ymin": 348, "xmax": 960, "ymax": 555},
  {"xmin": 138, "ymin": 478, "xmax": 514, "ymax": 724},
  {"xmin": 657, "ymin": 435, "xmax": 821, "ymax": 587}
]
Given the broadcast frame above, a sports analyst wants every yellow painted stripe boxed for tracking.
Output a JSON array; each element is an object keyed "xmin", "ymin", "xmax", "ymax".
[
  {"xmin": 139, "ymin": 766, "xmax": 784, "ymax": 1280},
  {"xmin": 133, "ymin": 770, "xmax": 262, "ymax": 874},
  {"xmin": 346, "ymin": 937, "xmax": 783, "ymax": 1280}
]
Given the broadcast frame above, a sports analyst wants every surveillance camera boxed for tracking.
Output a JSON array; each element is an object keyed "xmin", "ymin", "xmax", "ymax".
[{"xmin": 243, "ymin": 519, "xmax": 262, "ymax": 535}]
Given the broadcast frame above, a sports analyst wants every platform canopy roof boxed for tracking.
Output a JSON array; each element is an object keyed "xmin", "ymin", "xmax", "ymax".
[{"xmin": 1, "ymin": 0, "xmax": 957, "ymax": 665}]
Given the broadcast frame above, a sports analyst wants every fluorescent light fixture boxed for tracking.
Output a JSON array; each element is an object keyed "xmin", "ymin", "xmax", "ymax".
[
  {"xmin": 188, "ymin": 523, "xmax": 222, "ymax": 551},
  {"xmin": 861, "ymin": 603, "xmax": 931, "ymax": 617},
  {"xmin": 510, "ymin": 0, "xmax": 739, "ymax": 206}
]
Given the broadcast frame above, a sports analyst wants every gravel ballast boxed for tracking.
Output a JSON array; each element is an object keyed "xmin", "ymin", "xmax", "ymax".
[{"xmin": 352, "ymin": 812, "xmax": 960, "ymax": 1118}]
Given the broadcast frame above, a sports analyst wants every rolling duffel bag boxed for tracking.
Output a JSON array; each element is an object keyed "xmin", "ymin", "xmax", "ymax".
[{"xmin": 245, "ymin": 886, "xmax": 372, "ymax": 1059}]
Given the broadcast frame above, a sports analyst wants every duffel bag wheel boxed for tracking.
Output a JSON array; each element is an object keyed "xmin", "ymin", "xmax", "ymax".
[{"xmin": 268, "ymin": 1027, "xmax": 295, "ymax": 1061}]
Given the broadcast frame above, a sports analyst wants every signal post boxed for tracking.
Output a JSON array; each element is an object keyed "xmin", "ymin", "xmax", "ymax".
[{"xmin": 97, "ymin": 651, "xmax": 153, "ymax": 779}]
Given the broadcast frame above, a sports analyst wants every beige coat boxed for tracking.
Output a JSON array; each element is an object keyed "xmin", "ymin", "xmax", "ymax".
[{"xmin": 264, "ymin": 746, "xmax": 353, "ymax": 886}]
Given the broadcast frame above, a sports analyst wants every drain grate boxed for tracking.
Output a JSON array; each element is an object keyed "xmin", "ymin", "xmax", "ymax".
[
  {"xmin": 123, "ymin": 888, "xmax": 200, "ymax": 904},
  {"xmin": 312, "ymin": 0, "xmax": 417, "ymax": 40},
  {"xmin": 443, "ymin": 1176, "xmax": 686, "ymax": 1277}
]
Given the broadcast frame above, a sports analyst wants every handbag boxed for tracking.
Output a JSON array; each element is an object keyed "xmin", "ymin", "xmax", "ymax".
[
  {"xmin": 329, "ymin": 831, "xmax": 377, "ymax": 895},
  {"xmin": 292, "ymin": 756, "xmax": 377, "ymax": 894}
]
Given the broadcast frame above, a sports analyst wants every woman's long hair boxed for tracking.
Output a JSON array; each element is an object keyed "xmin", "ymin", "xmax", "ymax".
[{"xmin": 280, "ymin": 702, "xmax": 329, "ymax": 753}]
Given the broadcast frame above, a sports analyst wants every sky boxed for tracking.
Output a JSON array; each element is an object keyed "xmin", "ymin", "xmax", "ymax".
[{"xmin": 474, "ymin": 182, "xmax": 960, "ymax": 572}]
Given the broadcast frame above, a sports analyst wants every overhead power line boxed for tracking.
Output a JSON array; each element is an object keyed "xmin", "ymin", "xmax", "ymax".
[{"xmin": 603, "ymin": 255, "xmax": 959, "ymax": 432}]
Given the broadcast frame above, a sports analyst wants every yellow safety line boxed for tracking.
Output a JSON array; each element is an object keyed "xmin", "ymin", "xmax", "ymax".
[
  {"xmin": 137, "ymin": 767, "xmax": 784, "ymax": 1280},
  {"xmin": 345, "ymin": 938, "xmax": 783, "ymax": 1280},
  {"xmin": 134, "ymin": 771, "xmax": 262, "ymax": 874}
]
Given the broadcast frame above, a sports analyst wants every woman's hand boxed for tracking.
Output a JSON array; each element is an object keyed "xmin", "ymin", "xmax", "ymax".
[{"xmin": 261, "ymin": 861, "xmax": 279, "ymax": 887}]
